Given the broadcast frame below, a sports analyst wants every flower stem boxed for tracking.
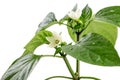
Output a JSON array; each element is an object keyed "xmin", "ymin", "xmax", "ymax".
[
  {"xmin": 41, "ymin": 55, "xmax": 62, "ymax": 58},
  {"xmin": 60, "ymin": 53, "xmax": 77, "ymax": 79}
]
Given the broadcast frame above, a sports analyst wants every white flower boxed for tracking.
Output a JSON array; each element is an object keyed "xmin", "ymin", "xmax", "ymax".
[
  {"xmin": 46, "ymin": 32, "xmax": 62, "ymax": 48},
  {"xmin": 68, "ymin": 9, "xmax": 81, "ymax": 20}
]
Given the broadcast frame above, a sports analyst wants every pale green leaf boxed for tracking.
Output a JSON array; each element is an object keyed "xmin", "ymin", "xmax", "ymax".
[
  {"xmin": 81, "ymin": 20, "xmax": 118, "ymax": 45},
  {"xmin": 24, "ymin": 30, "xmax": 52, "ymax": 53},
  {"xmin": 67, "ymin": 26, "xmax": 77, "ymax": 42}
]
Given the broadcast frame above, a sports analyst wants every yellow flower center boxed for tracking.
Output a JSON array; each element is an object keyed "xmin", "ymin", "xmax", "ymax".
[{"xmin": 55, "ymin": 39, "xmax": 60, "ymax": 44}]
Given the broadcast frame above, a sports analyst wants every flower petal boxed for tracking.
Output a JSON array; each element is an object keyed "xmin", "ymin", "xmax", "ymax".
[
  {"xmin": 46, "ymin": 31, "xmax": 62, "ymax": 48},
  {"xmin": 68, "ymin": 11, "xmax": 76, "ymax": 19},
  {"xmin": 46, "ymin": 37, "xmax": 55, "ymax": 42},
  {"xmin": 68, "ymin": 9, "xmax": 81, "ymax": 20},
  {"xmin": 49, "ymin": 43, "xmax": 57, "ymax": 48}
]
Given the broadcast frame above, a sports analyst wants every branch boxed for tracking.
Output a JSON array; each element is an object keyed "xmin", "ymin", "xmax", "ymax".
[
  {"xmin": 80, "ymin": 76, "xmax": 101, "ymax": 80},
  {"xmin": 41, "ymin": 55, "xmax": 62, "ymax": 58},
  {"xmin": 45, "ymin": 76, "xmax": 73, "ymax": 80}
]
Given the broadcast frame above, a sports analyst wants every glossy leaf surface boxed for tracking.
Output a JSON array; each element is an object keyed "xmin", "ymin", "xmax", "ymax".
[
  {"xmin": 62, "ymin": 33, "xmax": 120, "ymax": 66},
  {"xmin": 1, "ymin": 54, "xmax": 41, "ymax": 80},
  {"xmin": 95, "ymin": 6, "xmax": 120, "ymax": 27},
  {"xmin": 80, "ymin": 5, "xmax": 92, "ymax": 24},
  {"xmin": 37, "ymin": 12, "xmax": 58, "ymax": 32}
]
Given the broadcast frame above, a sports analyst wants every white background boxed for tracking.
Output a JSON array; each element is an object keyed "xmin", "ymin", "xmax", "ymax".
[{"xmin": 0, "ymin": 0, "xmax": 120, "ymax": 80}]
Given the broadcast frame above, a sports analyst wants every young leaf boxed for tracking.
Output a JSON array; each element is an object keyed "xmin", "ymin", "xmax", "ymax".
[
  {"xmin": 95, "ymin": 6, "xmax": 120, "ymax": 27},
  {"xmin": 80, "ymin": 4, "xmax": 92, "ymax": 24},
  {"xmin": 37, "ymin": 12, "xmax": 58, "ymax": 32},
  {"xmin": 81, "ymin": 20, "xmax": 118, "ymax": 45},
  {"xmin": 62, "ymin": 33, "xmax": 120, "ymax": 66},
  {"xmin": 24, "ymin": 30, "xmax": 52, "ymax": 53},
  {"xmin": 1, "ymin": 54, "xmax": 41, "ymax": 80}
]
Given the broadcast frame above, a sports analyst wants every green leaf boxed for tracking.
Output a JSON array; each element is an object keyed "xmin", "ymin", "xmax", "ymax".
[
  {"xmin": 37, "ymin": 12, "xmax": 58, "ymax": 32},
  {"xmin": 1, "ymin": 54, "xmax": 41, "ymax": 80},
  {"xmin": 67, "ymin": 26, "xmax": 77, "ymax": 42},
  {"xmin": 81, "ymin": 20, "xmax": 118, "ymax": 45},
  {"xmin": 95, "ymin": 6, "xmax": 120, "ymax": 27},
  {"xmin": 62, "ymin": 33, "xmax": 120, "ymax": 66},
  {"xmin": 54, "ymin": 47, "xmax": 62, "ymax": 56},
  {"xmin": 80, "ymin": 4, "xmax": 92, "ymax": 24},
  {"xmin": 24, "ymin": 30, "xmax": 52, "ymax": 53}
]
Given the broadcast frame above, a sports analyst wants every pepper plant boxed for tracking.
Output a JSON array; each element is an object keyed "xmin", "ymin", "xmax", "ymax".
[{"xmin": 1, "ymin": 4, "xmax": 120, "ymax": 80}]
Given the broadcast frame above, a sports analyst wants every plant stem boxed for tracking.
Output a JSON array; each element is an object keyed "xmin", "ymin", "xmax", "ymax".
[
  {"xmin": 60, "ymin": 53, "xmax": 77, "ymax": 79},
  {"xmin": 80, "ymin": 76, "xmax": 101, "ymax": 80},
  {"xmin": 76, "ymin": 60, "xmax": 80, "ymax": 77},
  {"xmin": 76, "ymin": 32, "xmax": 80, "ymax": 79},
  {"xmin": 45, "ymin": 76, "xmax": 73, "ymax": 80}
]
